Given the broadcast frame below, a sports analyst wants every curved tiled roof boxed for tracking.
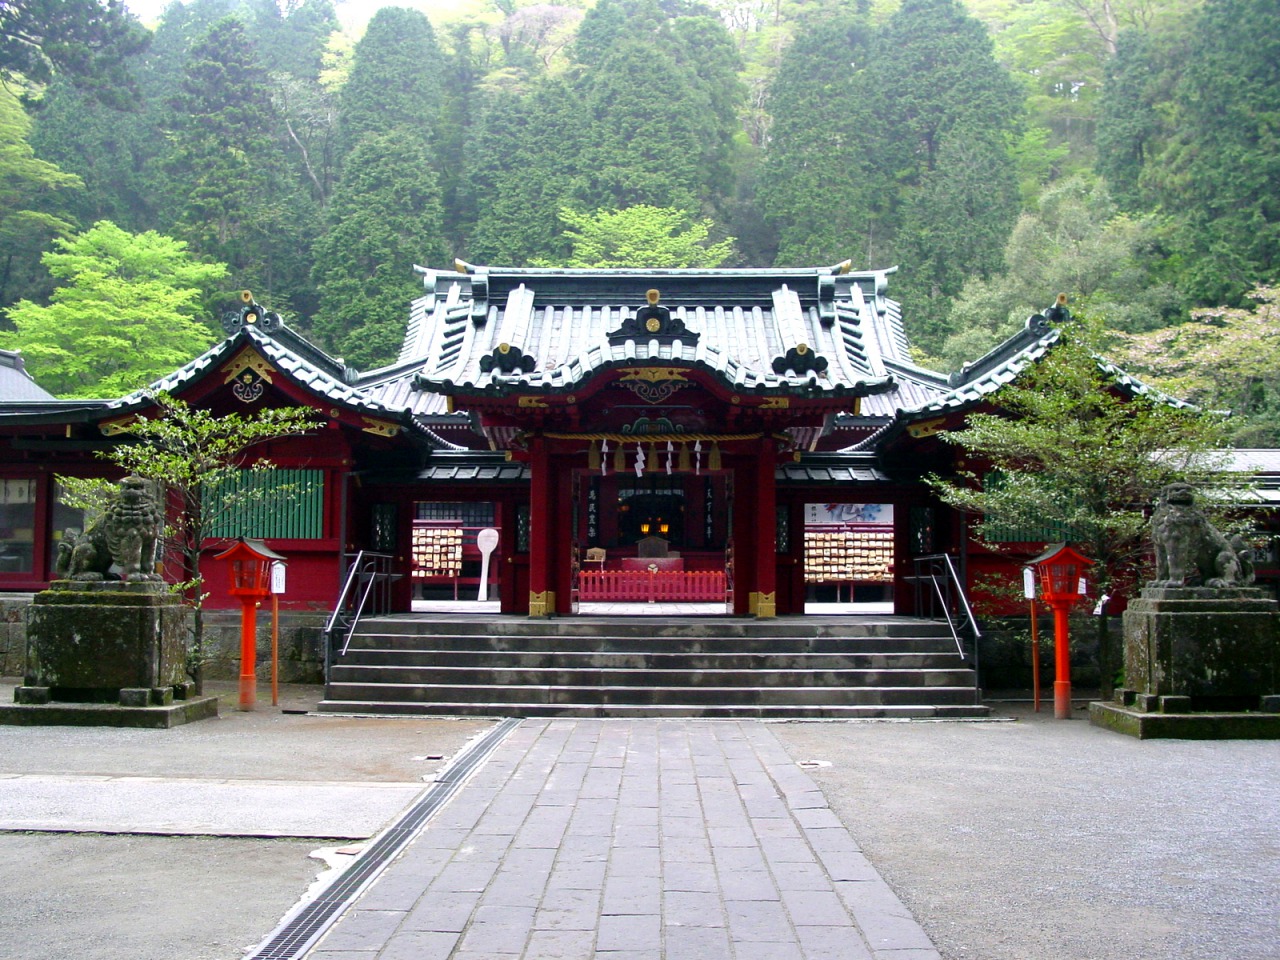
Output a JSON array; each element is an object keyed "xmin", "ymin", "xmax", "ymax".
[
  {"xmin": 5, "ymin": 263, "xmax": 1177, "ymax": 467},
  {"xmin": 92, "ymin": 325, "xmax": 444, "ymax": 443},
  {"xmin": 108, "ymin": 327, "xmax": 382, "ymax": 412},
  {"xmin": 397, "ymin": 263, "xmax": 905, "ymax": 408}
]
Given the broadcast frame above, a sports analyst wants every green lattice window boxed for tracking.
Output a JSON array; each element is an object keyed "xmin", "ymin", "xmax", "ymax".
[
  {"xmin": 978, "ymin": 518, "xmax": 1080, "ymax": 544},
  {"xmin": 203, "ymin": 468, "xmax": 324, "ymax": 539},
  {"xmin": 978, "ymin": 472, "xmax": 1079, "ymax": 543},
  {"xmin": 977, "ymin": 471, "xmax": 1080, "ymax": 545}
]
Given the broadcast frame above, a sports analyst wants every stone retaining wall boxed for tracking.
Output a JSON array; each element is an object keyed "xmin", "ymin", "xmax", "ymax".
[
  {"xmin": 0, "ymin": 595, "xmax": 33, "ymax": 677},
  {"xmin": 199, "ymin": 609, "xmax": 328, "ymax": 684},
  {"xmin": 976, "ymin": 614, "xmax": 1102, "ymax": 693}
]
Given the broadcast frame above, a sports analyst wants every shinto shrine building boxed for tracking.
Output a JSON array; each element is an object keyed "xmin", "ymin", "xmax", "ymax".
[{"xmin": 0, "ymin": 261, "xmax": 1076, "ymax": 617}]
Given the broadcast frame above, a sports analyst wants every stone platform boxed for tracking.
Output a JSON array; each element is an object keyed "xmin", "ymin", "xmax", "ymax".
[
  {"xmin": 1122, "ymin": 585, "xmax": 1278, "ymax": 701},
  {"xmin": 1092, "ymin": 583, "xmax": 1280, "ymax": 739},
  {"xmin": 7, "ymin": 579, "xmax": 211, "ymax": 727},
  {"xmin": 0, "ymin": 695, "xmax": 218, "ymax": 729}
]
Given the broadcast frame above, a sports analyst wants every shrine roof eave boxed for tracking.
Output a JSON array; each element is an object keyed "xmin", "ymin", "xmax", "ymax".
[
  {"xmin": 0, "ymin": 398, "xmax": 113, "ymax": 427},
  {"xmin": 413, "ymin": 359, "xmax": 896, "ymax": 406},
  {"xmin": 853, "ymin": 314, "xmax": 1195, "ymax": 454},
  {"xmin": 417, "ymin": 450, "xmax": 532, "ymax": 483},
  {"xmin": 777, "ymin": 449, "xmax": 892, "ymax": 485},
  {"xmin": 0, "ymin": 327, "xmax": 438, "ymax": 446}
]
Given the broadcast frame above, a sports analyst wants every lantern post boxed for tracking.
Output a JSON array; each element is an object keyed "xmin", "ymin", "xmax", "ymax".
[
  {"xmin": 1030, "ymin": 544, "xmax": 1093, "ymax": 720},
  {"xmin": 213, "ymin": 538, "xmax": 287, "ymax": 711}
]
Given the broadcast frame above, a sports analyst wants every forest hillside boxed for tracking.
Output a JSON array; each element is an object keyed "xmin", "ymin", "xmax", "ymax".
[{"xmin": 1, "ymin": 0, "xmax": 1277, "ymax": 441}]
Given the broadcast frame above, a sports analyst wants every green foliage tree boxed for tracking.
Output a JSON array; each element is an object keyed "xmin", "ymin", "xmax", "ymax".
[
  {"xmin": 251, "ymin": 0, "xmax": 337, "ymax": 81},
  {"xmin": 69, "ymin": 391, "xmax": 319, "ymax": 691},
  {"xmin": 466, "ymin": 81, "xmax": 589, "ymax": 264},
  {"xmin": 574, "ymin": 36, "xmax": 713, "ymax": 214},
  {"xmin": 929, "ymin": 318, "xmax": 1230, "ymax": 696},
  {"xmin": 163, "ymin": 15, "xmax": 313, "ymax": 312},
  {"xmin": 32, "ymin": 0, "xmax": 240, "ymax": 231},
  {"xmin": 572, "ymin": 0, "xmax": 667, "ymax": 67},
  {"xmin": 935, "ymin": 177, "xmax": 1181, "ymax": 370},
  {"xmin": 897, "ymin": 125, "xmax": 1021, "ymax": 346},
  {"xmin": 337, "ymin": 6, "xmax": 443, "ymax": 158},
  {"xmin": 1113, "ymin": 286, "xmax": 1280, "ymax": 446},
  {"xmin": 0, "ymin": 0, "xmax": 150, "ymax": 106},
  {"xmin": 987, "ymin": 0, "xmax": 1103, "ymax": 180},
  {"xmin": 3, "ymin": 220, "xmax": 226, "ymax": 396},
  {"xmin": 866, "ymin": 0, "xmax": 1024, "ymax": 350},
  {"xmin": 27, "ymin": 77, "xmax": 150, "ymax": 232},
  {"xmin": 260, "ymin": 0, "xmax": 341, "ymax": 206},
  {"xmin": 487, "ymin": 2, "xmax": 582, "ymax": 80},
  {"xmin": 1094, "ymin": 29, "xmax": 1166, "ymax": 211},
  {"xmin": 1157, "ymin": 0, "xmax": 1280, "ymax": 306},
  {"xmin": 13, "ymin": 0, "xmax": 1269, "ymax": 379},
  {"xmin": 311, "ymin": 133, "xmax": 447, "ymax": 369},
  {"xmin": 868, "ymin": 0, "xmax": 1023, "ymax": 182},
  {"xmin": 668, "ymin": 14, "xmax": 745, "ymax": 206},
  {"xmin": 537, "ymin": 205, "xmax": 736, "ymax": 268},
  {"xmin": 758, "ymin": 16, "xmax": 883, "ymax": 266},
  {"xmin": 0, "ymin": 85, "xmax": 82, "ymax": 311},
  {"xmin": 573, "ymin": 6, "xmax": 744, "ymax": 216},
  {"xmin": 973, "ymin": 0, "xmax": 1201, "ymax": 184}
]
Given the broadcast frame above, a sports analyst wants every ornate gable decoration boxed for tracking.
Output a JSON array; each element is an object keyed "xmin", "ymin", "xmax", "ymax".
[
  {"xmin": 617, "ymin": 367, "xmax": 689, "ymax": 405},
  {"xmin": 607, "ymin": 289, "xmax": 700, "ymax": 347},
  {"xmin": 222, "ymin": 349, "xmax": 277, "ymax": 404}
]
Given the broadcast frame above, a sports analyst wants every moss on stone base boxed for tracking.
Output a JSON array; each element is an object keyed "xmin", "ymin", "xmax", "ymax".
[{"xmin": 1089, "ymin": 700, "xmax": 1280, "ymax": 739}]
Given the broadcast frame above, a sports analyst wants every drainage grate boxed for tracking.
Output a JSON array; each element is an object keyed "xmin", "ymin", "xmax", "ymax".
[{"xmin": 246, "ymin": 717, "xmax": 521, "ymax": 960}]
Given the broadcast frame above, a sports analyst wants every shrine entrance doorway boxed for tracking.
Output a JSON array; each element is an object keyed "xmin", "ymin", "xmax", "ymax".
[{"xmin": 573, "ymin": 468, "xmax": 734, "ymax": 614}]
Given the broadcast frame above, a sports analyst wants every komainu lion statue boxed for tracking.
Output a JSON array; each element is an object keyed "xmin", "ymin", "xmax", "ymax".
[
  {"xmin": 55, "ymin": 475, "xmax": 164, "ymax": 582},
  {"xmin": 1150, "ymin": 482, "xmax": 1254, "ymax": 588}
]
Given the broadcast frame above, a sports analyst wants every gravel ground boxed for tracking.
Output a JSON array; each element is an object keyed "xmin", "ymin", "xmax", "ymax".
[
  {"xmin": 0, "ymin": 681, "xmax": 494, "ymax": 960},
  {"xmin": 3, "ymin": 680, "xmax": 1275, "ymax": 960},
  {"xmin": 770, "ymin": 703, "xmax": 1280, "ymax": 960},
  {"xmin": 0, "ymin": 833, "xmax": 323, "ymax": 960}
]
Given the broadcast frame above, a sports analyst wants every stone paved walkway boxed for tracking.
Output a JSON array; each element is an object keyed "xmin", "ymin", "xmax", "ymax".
[{"xmin": 306, "ymin": 719, "xmax": 939, "ymax": 960}]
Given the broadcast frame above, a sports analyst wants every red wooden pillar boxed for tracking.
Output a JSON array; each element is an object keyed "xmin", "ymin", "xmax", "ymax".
[
  {"xmin": 750, "ymin": 438, "xmax": 778, "ymax": 618},
  {"xmin": 527, "ymin": 436, "xmax": 556, "ymax": 617}
]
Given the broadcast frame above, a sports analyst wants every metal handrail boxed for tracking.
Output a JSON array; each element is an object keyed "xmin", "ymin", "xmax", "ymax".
[
  {"xmin": 325, "ymin": 551, "xmax": 397, "ymax": 668},
  {"xmin": 906, "ymin": 553, "xmax": 982, "ymax": 662}
]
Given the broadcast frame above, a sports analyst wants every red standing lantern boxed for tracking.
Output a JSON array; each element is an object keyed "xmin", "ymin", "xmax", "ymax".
[
  {"xmin": 213, "ymin": 538, "xmax": 287, "ymax": 711},
  {"xmin": 1029, "ymin": 543, "xmax": 1093, "ymax": 719}
]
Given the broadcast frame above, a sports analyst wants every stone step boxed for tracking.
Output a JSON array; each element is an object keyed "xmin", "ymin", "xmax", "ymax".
[
  {"xmin": 341, "ymin": 632, "xmax": 961, "ymax": 655},
  {"xmin": 327, "ymin": 664, "xmax": 977, "ymax": 689},
  {"xmin": 321, "ymin": 681, "xmax": 983, "ymax": 708},
  {"xmin": 314, "ymin": 699, "xmax": 991, "ymax": 719},
  {"xmin": 321, "ymin": 614, "xmax": 984, "ymax": 719},
  {"xmin": 335, "ymin": 649, "xmax": 966, "ymax": 671},
  {"xmin": 348, "ymin": 616, "xmax": 955, "ymax": 640}
]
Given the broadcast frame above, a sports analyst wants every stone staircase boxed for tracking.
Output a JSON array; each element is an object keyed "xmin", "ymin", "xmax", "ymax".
[{"xmin": 318, "ymin": 615, "xmax": 987, "ymax": 719}]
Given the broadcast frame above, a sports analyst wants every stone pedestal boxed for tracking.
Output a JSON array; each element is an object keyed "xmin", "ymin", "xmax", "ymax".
[
  {"xmin": 1122, "ymin": 586, "xmax": 1279, "ymax": 704},
  {"xmin": 18, "ymin": 580, "xmax": 192, "ymax": 705}
]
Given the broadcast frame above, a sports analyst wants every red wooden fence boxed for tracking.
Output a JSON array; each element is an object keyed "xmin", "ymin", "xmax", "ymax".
[{"xmin": 579, "ymin": 569, "xmax": 726, "ymax": 602}]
